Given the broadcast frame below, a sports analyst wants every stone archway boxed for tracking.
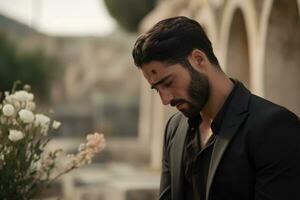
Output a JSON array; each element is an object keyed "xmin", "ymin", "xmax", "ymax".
[
  {"xmin": 225, "ymin": 9, "xmax": 250, "ymax": 88},
  {"xmin": 195, "ymin": 5, "xmax": 218, "ymax": 48},
  {"xmin": 219, "ymin": 0, "xmax": 258, "ymax": 90},
  {"xmin": 264, "ymin": 0, "xmax": 300, "ymax": 116}
]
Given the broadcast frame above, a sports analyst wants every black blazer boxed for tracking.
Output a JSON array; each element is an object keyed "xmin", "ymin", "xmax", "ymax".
[{"xmin": 159, "ymin": 83, "xmax": 300, "ymax": 200}]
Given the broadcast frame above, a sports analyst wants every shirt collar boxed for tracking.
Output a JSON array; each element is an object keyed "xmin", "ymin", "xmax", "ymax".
[{"xmin": 188, "ymin": 114, "xmax": 202, "ymax": 129}]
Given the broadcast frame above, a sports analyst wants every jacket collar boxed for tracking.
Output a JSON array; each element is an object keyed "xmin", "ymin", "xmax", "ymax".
[
  {"xmin": 205, "ymin": 82, "xmax": 251, "ymax": 200},
  {"xmin": 170, "ymin": 115, "xmax": 189, "ymax": 200}
]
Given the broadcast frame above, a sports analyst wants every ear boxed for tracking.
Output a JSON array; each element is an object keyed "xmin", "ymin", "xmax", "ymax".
[{"xmin": 187, "ymin": 49, "xmax": 209, "ymax": 72}]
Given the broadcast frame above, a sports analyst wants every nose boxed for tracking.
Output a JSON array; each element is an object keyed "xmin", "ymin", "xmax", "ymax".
[{"xmin": 158, "ymin": 90, "xmax": 173, "ymax": 105}]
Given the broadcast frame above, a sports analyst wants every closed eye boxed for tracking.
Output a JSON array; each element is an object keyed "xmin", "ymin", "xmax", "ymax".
[
  {"xmin": 150, "ymin": 75, "xmax": 172, "ymax": 91},
  {"xmin": 163, "ymin": 80, "xmax": 172, "ymax": 87}
]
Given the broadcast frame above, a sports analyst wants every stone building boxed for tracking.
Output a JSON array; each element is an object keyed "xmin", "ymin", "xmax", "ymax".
[{"xmin": 137, "ymin": 0, "xmax": 300, "ymax": 170}]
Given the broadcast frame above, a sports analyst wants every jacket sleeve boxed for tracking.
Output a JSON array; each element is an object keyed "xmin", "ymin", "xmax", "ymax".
[
  {"xmin": 159, "ymin": 114, "xmax": 178, "ymax": 200},
  {"xmin": 250, "ymin": 108, "xmax": 300, "ymax": 200}
]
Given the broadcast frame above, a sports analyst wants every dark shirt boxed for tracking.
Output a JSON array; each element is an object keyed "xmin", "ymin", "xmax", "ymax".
[{"xmin": 183, "ymin": 80, "xmax": 238, "ymax": 200}]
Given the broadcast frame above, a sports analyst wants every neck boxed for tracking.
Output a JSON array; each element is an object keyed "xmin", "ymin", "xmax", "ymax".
[{"xmin": 201, "ymin": 72, "xmax": 234, "ymax": 120}]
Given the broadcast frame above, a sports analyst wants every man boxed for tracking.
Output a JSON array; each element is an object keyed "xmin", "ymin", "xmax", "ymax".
[{"xmin": 132, "ymin": 16, "xmax": 300, "ymax": 200}]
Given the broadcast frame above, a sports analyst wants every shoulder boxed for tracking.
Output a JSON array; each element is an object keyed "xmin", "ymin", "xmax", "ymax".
[
  {"xmin": 166, "ymin": 112, "xmax": 183, "ymax": 131},
  {"xmin": 247, "ymin": 94, "xmax": 300, "ymax": 149},
  {"xmin": 245, "ymin": 101, "xmax": 300, "ymax": 172},
  {"xmin": 163, "ymin": 112, "xmax": 185, "ymax": 144},
  {"xmin": 248, "ymin": 94, "xmax": 299, "ymax": 128}
]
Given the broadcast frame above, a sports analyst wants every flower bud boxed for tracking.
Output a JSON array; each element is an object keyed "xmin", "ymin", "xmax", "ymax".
[
  {"xmin": 2, "ymin": 104, "xmax": 15, "ymax": 117},
  {"xmin": 19, "ymin": 109, "xmax": 35, "ymax": 123},
  {"xmin": 8, "ymin": 130, "xmax": 24, "ymax": 142}
]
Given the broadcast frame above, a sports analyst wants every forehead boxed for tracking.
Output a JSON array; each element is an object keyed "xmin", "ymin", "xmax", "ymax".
[{"xmin": 141, "ymin": 61, "xmax": 172, "ymax": 83}]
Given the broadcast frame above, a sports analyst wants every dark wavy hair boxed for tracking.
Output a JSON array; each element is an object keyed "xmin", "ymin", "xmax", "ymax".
[{"xmin": 132, "ymin": 16, "xmax": 220, "ymax": 68}]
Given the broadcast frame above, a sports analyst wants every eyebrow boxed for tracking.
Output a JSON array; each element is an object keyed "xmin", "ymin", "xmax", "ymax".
[{"xmin": 151, "ymin": 75, "xmax": 172, "ymax": 90}]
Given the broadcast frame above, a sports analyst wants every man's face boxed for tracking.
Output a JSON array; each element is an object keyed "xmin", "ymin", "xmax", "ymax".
[{"xmin": 141, "ymin": 60, "xmax": 209, "ymax": 118}]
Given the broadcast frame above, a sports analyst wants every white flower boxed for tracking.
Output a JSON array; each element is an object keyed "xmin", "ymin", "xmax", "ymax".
[
  {"xmin": 26, "ymin": 102, "xmax": 36, "ymax": 111},
  {"xmin": 13, "ymin": 101, "xmax": 21, "ymax": 110},
  {"xmin": 35, "ymin": 114, "xmax": 50, "ymax": 127},
  {"xmin": 35, "ymin": 114, "xmax": 50, "ymax": 135},
  {"xmin": 27, "ymin": 93, "xmax": 34, "ymax": 101},
  {"xmin": 5, "ymin": 95, "xmax": 13, "ymax": 103},
  {"xmin": 2, "ymin": 104, "xmax": 15, "ymax": 117},
  {"xmin": 8, "ymin": 130, "xmax": 24, "ymax": 142},
  {"xmin": 13, "ymin": 91, "xmax": 29, "ymax": 101},
  {"xmin": 12, "ymin": 91, "xmax": 34, "ymax": 102},
  {"xmin": 52, "ymin": 120, "xmax": 61, "ymax": 129},
  {"xmin": 19, "ymin": 109, "xmax": 35, "ymax": 123}
]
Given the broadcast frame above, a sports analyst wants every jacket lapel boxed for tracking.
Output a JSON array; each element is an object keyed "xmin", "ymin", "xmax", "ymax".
[
  {"xmin": 206, "ymin": 83, "xmax": 251, "ymax": 200},
  {"xmin": 171, "ymin": 115, "xmax": 189, "ymax": 200}
]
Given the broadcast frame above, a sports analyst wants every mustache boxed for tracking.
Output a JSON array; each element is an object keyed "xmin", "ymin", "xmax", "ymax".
[{"xmin": 170, "ymin": 99, "xmax": 187, "ymax": 107}]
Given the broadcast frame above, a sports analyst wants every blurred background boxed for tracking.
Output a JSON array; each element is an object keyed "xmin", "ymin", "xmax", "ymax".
[{"xmin": 0, "ymin": 0, "xmax": 299, "ymax": 199}]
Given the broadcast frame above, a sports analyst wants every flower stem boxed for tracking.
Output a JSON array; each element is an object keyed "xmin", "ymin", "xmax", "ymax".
[
  {"xmin": 11, "ymin": 80, "xmax": 22, "ymax": 93},
  {"xmin": 47, "ymin": 166, "xmax": 77, "ymax": 186}
]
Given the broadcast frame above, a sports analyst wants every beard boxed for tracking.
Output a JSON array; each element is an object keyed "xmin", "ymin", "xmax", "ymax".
[{"xmin": 170, "ymin": 68, "xmax": 210, "ymax": 118}]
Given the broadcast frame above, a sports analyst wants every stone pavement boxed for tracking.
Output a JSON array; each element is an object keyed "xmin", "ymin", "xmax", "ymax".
[{"xmin": 60, "ymin": 162, "xmax": 160, "ymax": 200}]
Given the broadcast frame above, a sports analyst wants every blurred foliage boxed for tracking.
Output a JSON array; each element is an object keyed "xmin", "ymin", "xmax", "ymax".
[
  {"xmin": 0, "ymin": 32, "xmax": 62, "ymax": 102},
  {"xmin": 103, "ymin": 0, "xmax": 156, "ymax": 32}
]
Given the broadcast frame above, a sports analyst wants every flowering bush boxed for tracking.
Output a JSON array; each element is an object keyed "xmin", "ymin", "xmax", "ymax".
[{"xmin": 0, "ymin": 85, "xmax": 106, "ymax": 199}]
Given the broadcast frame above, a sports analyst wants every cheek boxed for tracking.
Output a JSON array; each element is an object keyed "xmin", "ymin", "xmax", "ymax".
[{"xmin": 172, "ymin": 78, "xmax": 191, "ymax": 98}]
